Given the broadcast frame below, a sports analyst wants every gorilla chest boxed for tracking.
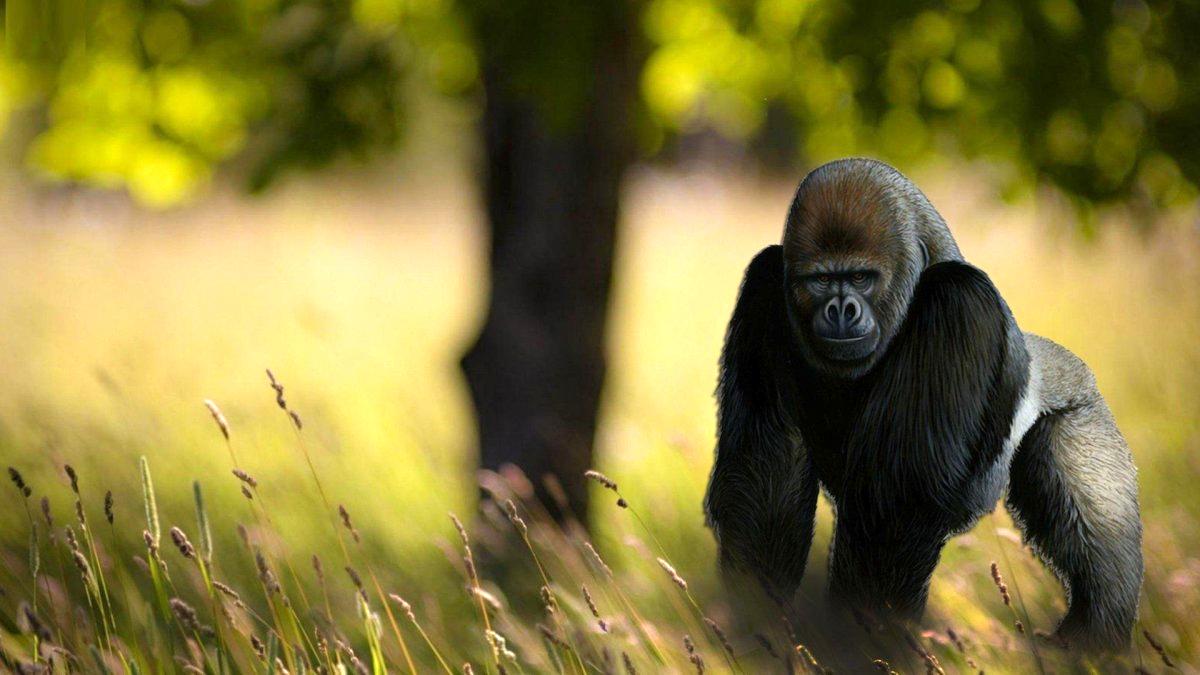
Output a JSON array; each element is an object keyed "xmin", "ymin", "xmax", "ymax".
[
  {"xmin": 791, "ymin": 375, "xmax": 1001, "ymax": 523},
  {"xmin": 792, "ymin": 382, "xmax": 868, "ymax": 500}
]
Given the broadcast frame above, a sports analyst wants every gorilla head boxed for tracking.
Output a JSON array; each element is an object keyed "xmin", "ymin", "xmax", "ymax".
[{"xmin": 781, "ymin": 158, "xmax": 961, "ymax": 379}]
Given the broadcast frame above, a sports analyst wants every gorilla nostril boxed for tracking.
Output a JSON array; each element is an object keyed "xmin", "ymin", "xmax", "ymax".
[
  {"xmin": 845, "ymin": 299, "xmax": 859, "ymax": 321},
  {"xmin": 825, "ymin": 301, "xmax": 839, "ymax": 324}
]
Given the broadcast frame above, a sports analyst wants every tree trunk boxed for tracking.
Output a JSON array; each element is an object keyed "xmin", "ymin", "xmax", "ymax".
[{"xmin": 461, "ymin": 22, "xmax": 635, "ymax": 524}]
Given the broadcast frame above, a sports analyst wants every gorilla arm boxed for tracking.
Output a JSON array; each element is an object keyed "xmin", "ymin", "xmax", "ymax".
[
  {"xmin": 831, "ymin": 261, "xmax": 1030, "ymax": 617},
  {"xmin": 703, "ymin": 245, "xmax": 820, "ymax": 601},
  {"xmin": 1007, "ymin": 335, "xmax": 1143, "ymax": 649}
]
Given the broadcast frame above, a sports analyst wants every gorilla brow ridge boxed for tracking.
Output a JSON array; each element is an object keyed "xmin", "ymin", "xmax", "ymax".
[{"xmin": 784, "ymin": 159, "xmax": 912, "ymax": 260}]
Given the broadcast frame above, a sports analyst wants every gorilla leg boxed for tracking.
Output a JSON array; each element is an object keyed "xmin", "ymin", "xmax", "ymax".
[
  {"xmin": 1006, "ymin": 340, "xmax": 1142, "ymax": 649},
  {"xmin": 828, "ymin": 519, "xmax": 947, "ymax": 619}
]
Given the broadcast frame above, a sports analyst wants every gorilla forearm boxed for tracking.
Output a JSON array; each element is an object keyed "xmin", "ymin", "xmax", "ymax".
[
  {"xmin": 706, "ymin": 460, "xmax": 819, "ymax": 598},
  {"xmin": 705, "ymin": 245, "xmax": 820, "ymax": 599}
]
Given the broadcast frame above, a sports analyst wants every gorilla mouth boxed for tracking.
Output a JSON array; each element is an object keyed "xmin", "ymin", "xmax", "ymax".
[{"xmin": 814, "ymin": 332, "xmax": 879, "ymax": 362}]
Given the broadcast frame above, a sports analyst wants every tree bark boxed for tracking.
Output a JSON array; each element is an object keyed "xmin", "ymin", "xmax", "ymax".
[{"xmin": 461, "ymin": 20, "xmax": 635, "ymax": 524}]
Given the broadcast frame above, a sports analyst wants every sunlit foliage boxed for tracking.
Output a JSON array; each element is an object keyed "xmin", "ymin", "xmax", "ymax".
[
  {"xmin": 639, "ymin": 0, "xmax": 1199, "ymax": 209},
  {"xmin": 3, "ymin": 0, "xmax": 468, "ymax": 203},
  {"xmin": 3, "ymin": 0, "xmax": 1198, "ymax": 211}
]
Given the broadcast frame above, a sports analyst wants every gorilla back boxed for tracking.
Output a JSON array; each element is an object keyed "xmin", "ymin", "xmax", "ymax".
[{"xmin": 703, "ymin": 158, "xmax": 1142, "ymax": 650}]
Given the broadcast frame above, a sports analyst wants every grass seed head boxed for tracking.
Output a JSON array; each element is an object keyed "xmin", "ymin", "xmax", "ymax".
[
  {"xmin": 139, "ymin": 456, "xmax": 160, "ymax": 545},
  {"xmin": 584, "ymin": 470, "xmax": 617, "ymax": 492},
  {"xmin": 705, "ymin": 617, "xmax": 734, "ymax": 658},
  {"xmin": 486, "ymin": 630, "xmax": 517, "ymax": 661},
  {"xmin": 74, "ymin": 499, "xmax": 86, "ymax": 528},
  {"xmin": 540, "ymin": 585, "xmax": 556, "ymax": 614},
  {"xmin": 266, "ymin": 369, "xmax": 286, "ymax": 410},
  {"xmin": 388, "ymin": 593, "xmax": 417, "ymax": 622},
  {"xmin": 213, "ymin": 581, "xmax": 242, "ymax": 603},
  {"xmin": 251, "ymin": 635, "xmax": 266, "ymax": 660},
  {"xmin": 71, "ymin": 550, "xmax": 91, "ymax": 580},
  {"xmin": 345, "ymin": 565, "xmax": 364, "ymax": 591},
  {"xmin": 584, "ymin": 542, "xmax": 613, "ymax": 577},
  {"xmin": 989, "ymin": 561, "xmax": 1011, "ymax": 606},
  {"xmin": 622, "ymin": 652, "xmax": 637, "ymax": 675},
  {"xmin": 338, "ymin": 504, "xmax": 361, "ymax": 543},
  {"xmin": 255, "ymin": 550, "xmax": 280, "ymax": 594},
  {"xmin": 170, "ymin": 598, "xmax": 200, "ymax": 633},
  {"xmin": 472, "ymin": 587, "xmax": 501, "ymax": 612},
  {"xmin": 684, "ymin": 635, "xmax": 704, "ymax": 674},
  {"xmin": 170, "ymin": 526, "xmax": 196, "ymax": 559},
  {"xmin": 104, "ymin": 490, "xmax": 114, "ymax": 524},
  {"xmin": 582, "ymin": 584, "xmax": 607, "ymax": 631},
  {"xmin": 64, "ymin": 465, "xmax": 78, "ymax": 494},
  {"xmin": 142, "ymin": 530, "xmax": 159, "ymax": 558},
  {"xmin": 657, "ymin": 557, "xmax": 688, "ymax": 591},
  {"xmin": 503, "ymin": 499, "xmax": 527, "ymax": 535},
  {"xmin": 203, "ymin": 399, "xmax": 230, "ymax": 440},
  {"xmin": 21, "ymin": 603, "xmax": 52, "ymax": 642},
  {"xmin": 449, "ymin": 512, "xmax": 469, "ymax": 546},
  {"xmin": 7, "ymin": 467, "xmax": 31, "ymax": 498},
  {"xmin": 232, "ymin": 469, "xmax": 257, "ymax": 488}
]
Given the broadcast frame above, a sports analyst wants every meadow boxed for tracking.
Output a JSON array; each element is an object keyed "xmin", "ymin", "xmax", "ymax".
[{"xmin": 0, "ymin": 161, "xmax": 1197, "ymax": 673}]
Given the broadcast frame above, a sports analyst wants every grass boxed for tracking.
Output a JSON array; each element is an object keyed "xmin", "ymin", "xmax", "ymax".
[{"xmin": 0, "ymin": 163, "xmax": 1197, "ymax": 672}]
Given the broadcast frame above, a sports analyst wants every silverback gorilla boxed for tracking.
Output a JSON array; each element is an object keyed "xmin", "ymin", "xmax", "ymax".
[{"xmin": 703, "ymin": 158, "xmax": 1142, "ymax": 649}]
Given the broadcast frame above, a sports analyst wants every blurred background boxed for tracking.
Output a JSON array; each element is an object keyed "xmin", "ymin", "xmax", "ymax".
[{"xmin": 1, "ymin": 0, "xmax": 1199, "ymax": 672}]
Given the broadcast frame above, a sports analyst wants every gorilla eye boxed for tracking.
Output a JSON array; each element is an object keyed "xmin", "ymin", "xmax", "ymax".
[
  {"xmin": 851, "ymin": 272, "xmax": 867, "ymax": 284},
  {"xmin": 817, "ymin": 274, "xmax": 832, "ymax": 284}
]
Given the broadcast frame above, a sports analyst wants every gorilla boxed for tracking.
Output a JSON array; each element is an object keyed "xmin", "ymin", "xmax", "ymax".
[{"xmin": 703, "ymin": 158, "xmax": 1142, "ymax": 650}]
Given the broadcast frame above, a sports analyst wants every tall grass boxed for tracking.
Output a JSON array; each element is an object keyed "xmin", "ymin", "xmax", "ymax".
[{"xmin": 0, "ymin": 166, "xmax": 1197, "ymax": 672}]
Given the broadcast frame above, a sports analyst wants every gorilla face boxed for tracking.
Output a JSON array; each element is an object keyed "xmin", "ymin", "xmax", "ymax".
[
  {"xmin": 790, "ymin": 267, "xmax": 882, "ymax": 363},
  {"xmin": 781, "ymin": 160, "xmax": 928, "ymax": 380}
]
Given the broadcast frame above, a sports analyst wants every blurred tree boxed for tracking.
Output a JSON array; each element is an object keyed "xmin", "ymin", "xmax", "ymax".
[
  {"xmin": 4, "ymin": 0, "xmax": 1199, "ymax": 520},
  {"xmin": 458, "ymin": 0, "xmax": 636, "ymax": 521}
]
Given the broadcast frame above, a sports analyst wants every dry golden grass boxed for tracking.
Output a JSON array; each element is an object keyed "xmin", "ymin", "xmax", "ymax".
[{"xmin": 0, "ymin": 162, "xmax": 1197, "ymax": 672}]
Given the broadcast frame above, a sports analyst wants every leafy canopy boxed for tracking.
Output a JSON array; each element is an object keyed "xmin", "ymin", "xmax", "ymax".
[{"xmin": 2, "ymin": 0, "xmax": 1196, "ymax": 211}]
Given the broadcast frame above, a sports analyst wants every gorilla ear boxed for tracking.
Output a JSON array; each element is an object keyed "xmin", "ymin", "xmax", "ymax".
[{"xmin": 844, "ymin": 261, "xmax": 1030, "ymax": 518}]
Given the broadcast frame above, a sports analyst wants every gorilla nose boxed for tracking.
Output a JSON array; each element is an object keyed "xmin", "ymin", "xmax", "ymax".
[{"xmin": 823, "ymin": 297, "xmax": 864, "ymax": 335}]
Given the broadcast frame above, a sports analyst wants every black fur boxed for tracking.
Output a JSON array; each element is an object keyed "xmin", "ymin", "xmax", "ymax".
[
  {"xmin": 705, "ymin": 248, "xmax": 1030, "ymax": 618},
  {"xmin": 821, "ymin": 260, "xmax": 1028, "ymax": 616},
  {"xmin": 704, "ymin": 245, "xmax": 820, "ymax": 598}
]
